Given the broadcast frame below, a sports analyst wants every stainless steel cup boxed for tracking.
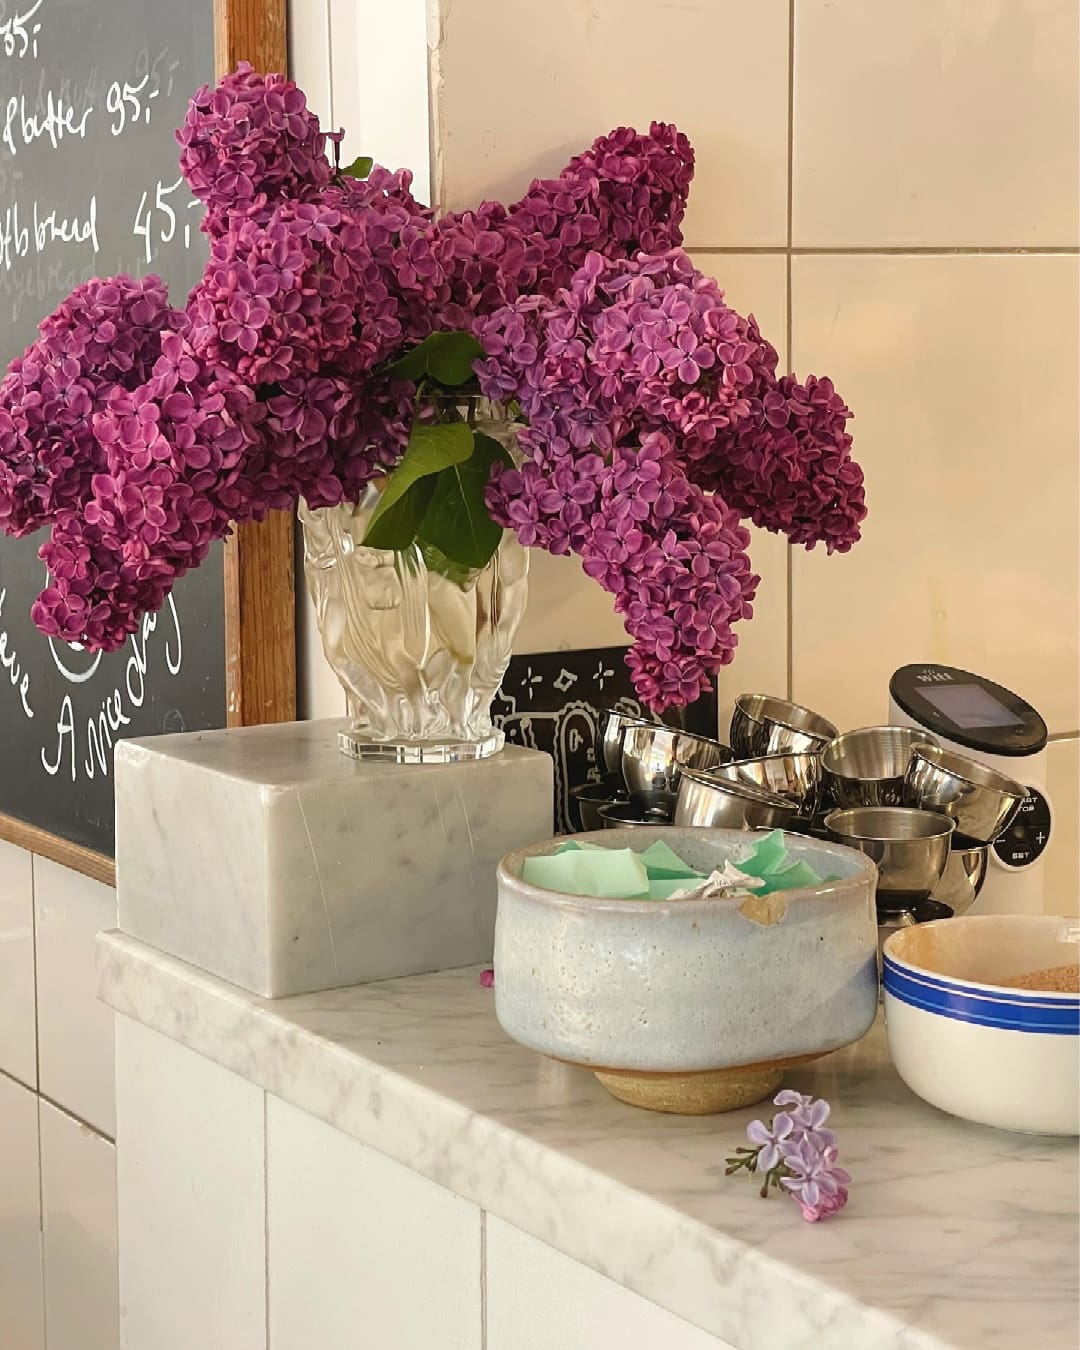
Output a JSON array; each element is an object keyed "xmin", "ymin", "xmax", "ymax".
[
  {"xmin": 715, "ymin": 752, "xmax": 822, "ymax": 815},
  {"xmin": 825, "ymin": 806, "xmax": 954, "ymax": 907},
  {"xmin": 905, "ymin": 744, "xmax": 1026, "ymax": 845},
  {"xmin": 821, "ymin": 726, "xmax": 938, "ymax": 808},
  {"xmin": 599, "ymin": 711, "xmax": 654, "ymax": 778},
  {"xmin": 675, "ymin": 768, "xmax": 800, "ymax": 831},
  {"xmin": 730, "ymin": 694, "xmax": 838, "ymax": 759},
  {"xmin": 620, "ymin": 724, "xmax": 730, "ymax": 797}
]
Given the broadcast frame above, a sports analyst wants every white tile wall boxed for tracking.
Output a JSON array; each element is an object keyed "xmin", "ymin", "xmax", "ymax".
[
  {"xmin": 0, "ymin": 838, "xmax": 37, "ymax": 1087},
  {"xmin": 39, "ymin": 1101, "xmax": 118, "ymax": 1350},
  {"xmin": 790, "ymin": 253, "xmax": 1079, "ymax": 738},
  {"xmin": 0, "ymin": 1072, "xmax": 45, "ymax": 1350},
  {"xmin": 267, "ymin": 1096, "xmax": 482, "ymax": 1350},
  {"xmin": 34, "ymin": 857, "xmax": 117, "ymax": 1137},
  {"xmin": 794, "ymin": 0, "xmax": 1080, "ymax": 247},
  {"xmin": 486, "ymin": 1217, "xmax": 731, "ymax": 1350},
  {"xmin": 114, "ymin": 1016, "xmax": 266, "ymax": 1350},
  {"xmin": 433, "ymin": 0, "xmax": 790, "ymax": 248},
  {"xmin": 329, "ymin": 0, "xmax": 431, "ymax": 202}
]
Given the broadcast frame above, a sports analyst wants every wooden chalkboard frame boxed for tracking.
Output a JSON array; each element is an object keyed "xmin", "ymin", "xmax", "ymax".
[{"xmin": 0, "ymin": 0, "xmax": 296, "ymax": 887}]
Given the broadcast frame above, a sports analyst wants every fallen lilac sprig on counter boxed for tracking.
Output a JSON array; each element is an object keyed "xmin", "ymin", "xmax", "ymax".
[{"xmin": 725, "ymin": 1091, "xmax": 849, "ymax": 1223}]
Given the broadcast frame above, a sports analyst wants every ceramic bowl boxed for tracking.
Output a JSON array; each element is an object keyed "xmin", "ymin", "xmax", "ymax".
[
  {"xmin": 883, "ymin": 916, "xmax": 1080, "ymax": 1135},
  {"xmin": 494, "ymin": 827, "xmax": 879, "ymax": 1114}
]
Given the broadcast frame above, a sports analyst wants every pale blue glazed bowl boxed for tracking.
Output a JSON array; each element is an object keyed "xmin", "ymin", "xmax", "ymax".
[{"xmin": 494, "ymin": 826, "xmax": 879, "ymax": 1113}]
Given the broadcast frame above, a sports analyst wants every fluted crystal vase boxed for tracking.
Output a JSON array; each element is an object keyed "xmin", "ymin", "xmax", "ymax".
[{"xmin": 299, "ymin": 404, "xmax": 529, "ymax": 763}]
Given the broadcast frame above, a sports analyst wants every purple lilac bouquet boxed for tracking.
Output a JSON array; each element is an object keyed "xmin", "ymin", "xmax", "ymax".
[
  {"xmin": 725, "ymin": 1090, "xmax": 850, "ymax": 1223},
  {"xmin": 0, "ymin": 63, "xmax": 865, "ymax": 710}
]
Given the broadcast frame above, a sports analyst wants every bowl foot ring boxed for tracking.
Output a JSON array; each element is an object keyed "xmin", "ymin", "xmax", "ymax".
[{"xmin": 594, "ymin": 1065, "xmax": 785, "ymax": 1115}]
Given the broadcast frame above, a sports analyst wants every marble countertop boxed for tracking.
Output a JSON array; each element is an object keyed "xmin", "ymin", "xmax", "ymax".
[{"xmin": 98, "ymin": 931, "xmax": 1078, "ymax": 1350}]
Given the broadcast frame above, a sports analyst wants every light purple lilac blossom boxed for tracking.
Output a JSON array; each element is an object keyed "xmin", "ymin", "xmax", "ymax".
[
  {"xmin": 726, "ymin": 1091, "xmax": 850, "ymax": 1224},
  {"xmin": 0, "ymin": 63, "xmax": 864, "ymax": 706}
]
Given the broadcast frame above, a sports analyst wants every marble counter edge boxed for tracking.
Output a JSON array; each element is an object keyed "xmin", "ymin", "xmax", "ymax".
[{"xmin": 96, "ymin": 930, "xmax": 955, "ymax": 1350}]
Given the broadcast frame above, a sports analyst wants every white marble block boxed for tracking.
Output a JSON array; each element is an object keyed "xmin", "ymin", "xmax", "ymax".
[{"xmin": 115, "ymin": 719, "xmax": 553, "ymax": 998}]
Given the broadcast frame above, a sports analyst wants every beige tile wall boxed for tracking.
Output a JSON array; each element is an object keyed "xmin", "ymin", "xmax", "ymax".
[
  {"xmin": 432, "ymin": 0, "xmax": 1079, "ymax": 910},
  {"xmin": 292, "ymin": 1, "xmax": 1079, "ymax": 903}
]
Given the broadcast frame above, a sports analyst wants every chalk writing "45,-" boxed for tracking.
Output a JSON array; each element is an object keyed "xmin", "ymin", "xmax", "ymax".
[{"xmin": 133, "ymin": 177, "xmax": 200, "ymax": 263}]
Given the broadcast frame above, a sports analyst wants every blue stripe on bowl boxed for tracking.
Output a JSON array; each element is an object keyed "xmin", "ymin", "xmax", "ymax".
[
  {"xmin": 883, "ymin": 955, "xmax": 1080, "ymax": 1035},
  {"xmin": 883, "ymin": 957, "xmax": 1078, "ymax": 1009}
]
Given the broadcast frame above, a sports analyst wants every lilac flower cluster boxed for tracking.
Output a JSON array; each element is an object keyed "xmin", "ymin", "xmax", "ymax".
[
  {"xmin": 177, "ymin": 61, "xmax": 332, "ymax": 237},
  {"xmin": 690, "ymin": 318, "xmax": 867, "ymax": 553},
  {"xmin": 0, "ymin": 61, "xmax": 864, "ymax": 705},
  {"xmin": 0, "ymin": 275, "xmax": 179, "ymax": 536},
  {"xmin": 476, "ymin": 248, "xmax": 861, "ymax": 708},
  {"xmin": 434, "ymin": 121, "xmax": 694, "ymax": 330},
  {"xmin": 727, "ymin": 1090, "xmax": 851, "ymax": 1224},
  {"xmin": 33, "ymin": 332, "xmax": 263, "ymax": 648},
  {"xmin": 488, "ymin": 432, "xmax": 756, "ymax": 709}
]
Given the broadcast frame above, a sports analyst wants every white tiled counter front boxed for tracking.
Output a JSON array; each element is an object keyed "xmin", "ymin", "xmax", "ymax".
[{"xmin": 98, "ymin": 932, "xmax": 1079, "ymax": 1350}]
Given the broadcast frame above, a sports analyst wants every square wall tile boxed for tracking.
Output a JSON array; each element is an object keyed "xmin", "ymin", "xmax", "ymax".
[
  {"xmin": 692, "ymin": 253, "xmax": 791, "ymax": 729},
  {"xmin": 486, "ymin": 1217, "xmax": 730, "ymax": 1350},
  {"xmin": 794, "ymin": 0, "xmax": 1080, "ymax": 246},
  {"xmin": 287, "ymin": 0, "xmax": 332, "ymax": 128},
  {"xmin": 0, "ymin": 839, "xmax": 36, "ymax": 1087},
  {"xmin": 267, "ymin": 1096, "xmax": 481, "ymax": 1350},
  {"xmin": 34, "ymin": 857, "xmax": 117, "ymax": 1137},
  {"xmin": 115, "ymin": 1016, "xmax": 266, "ymax": 1350},
  {"xmin": 790, "ymin": 254, "xmax": 1079, "ymax": 735},
  {"xmin": 435, "ymin": 0, "xmax": 789, "ymax": 246},
  {"xmin": 329, "ymin": 0, "xmax": 431, "ymax": 205},
  {"xmin": 1045, "ymin": 737, "xmax": 1078, "ymax": 916},
  {"xmin": 40, "ymin": 1102, "xmax": 118, "ymax": 1350},
  {"xmin": 0, "ymin": 1073, "xmax": 45, "ymax": 1350}
]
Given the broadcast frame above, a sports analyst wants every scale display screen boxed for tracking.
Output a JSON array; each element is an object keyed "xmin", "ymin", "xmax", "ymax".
[{"xmin": 919, "ymin": 683, "xmax": 1023, "ymax": 730}]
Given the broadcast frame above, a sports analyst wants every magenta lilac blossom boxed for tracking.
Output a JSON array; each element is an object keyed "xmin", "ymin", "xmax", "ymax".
[
  {"xmin": 177, "ymin": 62, "xmax": 333, "ymax": 237},
  {"xmin": 0, "ymin": 64, "xmax": 864, "ymax": 707}
]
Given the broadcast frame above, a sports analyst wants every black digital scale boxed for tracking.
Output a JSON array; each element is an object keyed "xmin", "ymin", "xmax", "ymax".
[{"xmin": 889, "ymin": 664, "xmax": 1052, "ymax": 911}]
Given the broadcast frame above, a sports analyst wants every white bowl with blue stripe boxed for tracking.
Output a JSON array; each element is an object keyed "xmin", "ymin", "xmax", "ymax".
[{"xmin": 883, "ymin": 916, "xmax": 1079, "ymax": 1135}]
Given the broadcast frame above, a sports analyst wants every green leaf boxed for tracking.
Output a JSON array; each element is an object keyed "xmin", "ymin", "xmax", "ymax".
[
  {"xmin": 362, "ymin": 421, "xmax": 475, "ymax": 550},
  {"xmin": 341, "ymin": 154, "xmax": 373, "ymax": 180},
  {"xmin": 362, "ymin": 476, "xmax": 436, "ymax": 551},
  {"xmin": 387, "ymin": 331, "xmax": 485, "ymax": 386},
  {"xmin": 415, "ymin": 432, "xmax": 513, "ymax": 570}
]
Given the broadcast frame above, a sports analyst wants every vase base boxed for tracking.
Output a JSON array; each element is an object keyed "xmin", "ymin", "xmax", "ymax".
[{"xmin": 338, "ymin": 728, "xmax": 506, "ymax": 764}]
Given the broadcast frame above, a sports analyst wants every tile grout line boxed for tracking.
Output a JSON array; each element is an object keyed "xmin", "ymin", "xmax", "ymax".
[
  {"xmin": 480, "ymin": 1210, "xmax": 488, "ymax": 1350},
  {"xmin": 785, "ymin": 0, "xmax": 795, "ymax": 702},
  {"xmin": 689, "ymin": 245, "xmax": 1080, "ymax": 256},
  {"xmin": 29, "ymin": 855, "xmax": 47, "ymax": 1349},
  {"xmin": 264, "ymin": 1092, "xmax": 271, "ymax": 1348}
]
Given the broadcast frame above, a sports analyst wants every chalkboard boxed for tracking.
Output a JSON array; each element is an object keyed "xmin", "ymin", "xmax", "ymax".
[
  {"xmin": 0, "ymin": 0, "xmax": 222, "ymax": 865},
  {"xmin": 492, "ymin": 646, "xmax": 718, "ymax": 834}
]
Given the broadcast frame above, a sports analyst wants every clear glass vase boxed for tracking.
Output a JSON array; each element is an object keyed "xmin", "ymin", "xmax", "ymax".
[{"xmin": 299, "ymin": 402, "xmax": 529, "ymax": 763}]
